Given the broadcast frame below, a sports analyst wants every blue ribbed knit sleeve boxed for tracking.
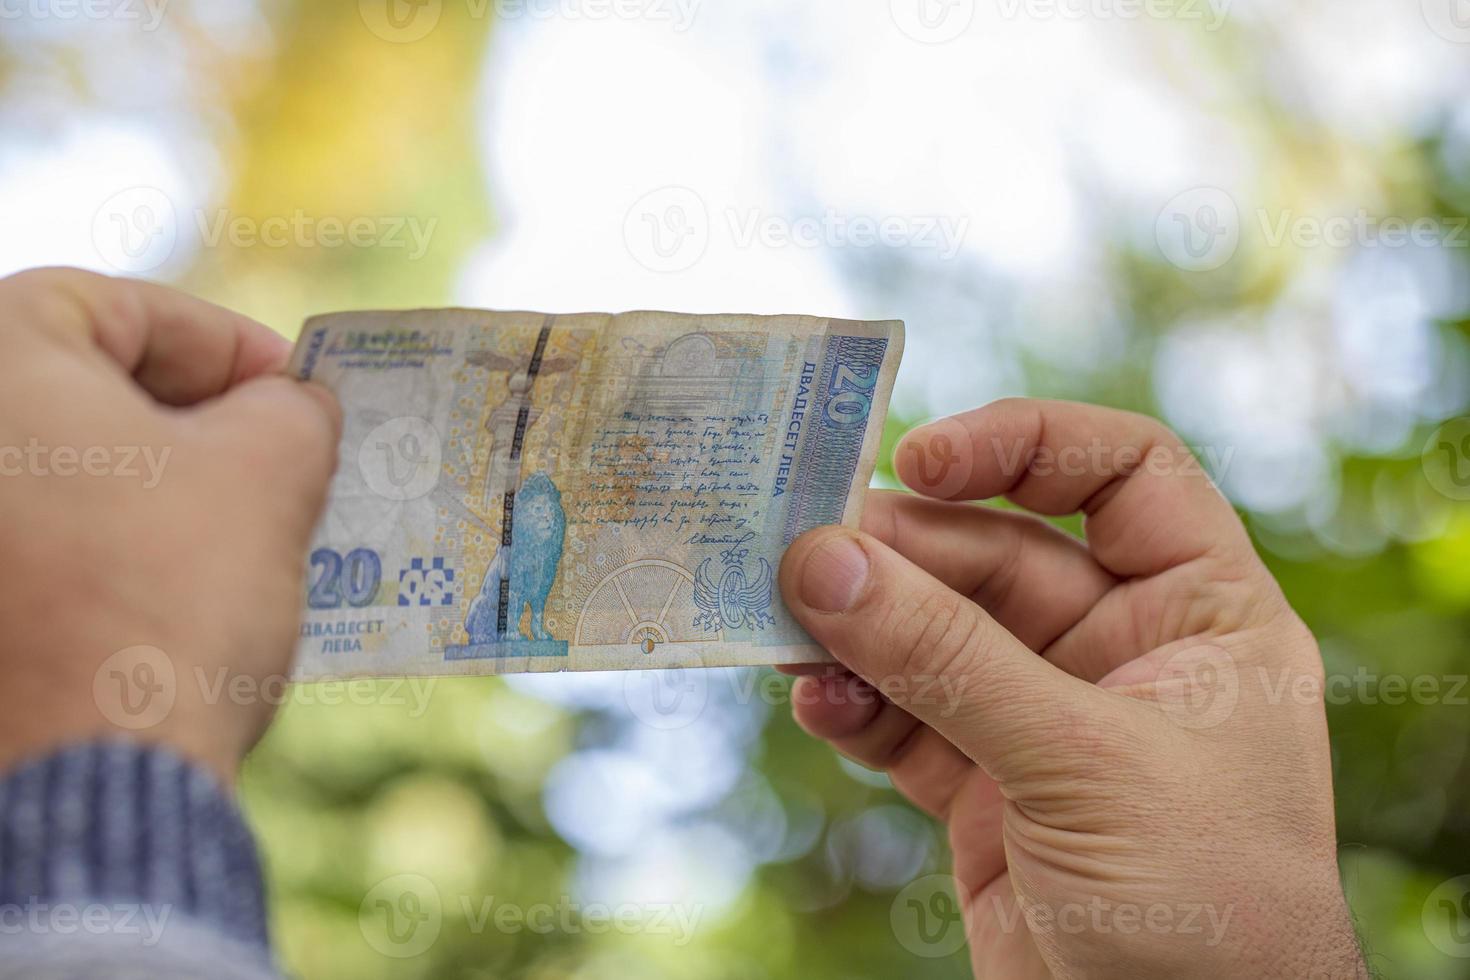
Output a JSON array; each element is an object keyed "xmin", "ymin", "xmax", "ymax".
[{"xmin": 0, "ymin": 742, "xmax": 280, "ymax": 979}]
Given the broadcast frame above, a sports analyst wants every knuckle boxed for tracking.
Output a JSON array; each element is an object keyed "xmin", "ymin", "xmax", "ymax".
[
  {"xmin": 881, "ymin": 588, "xmax": 982, "ymax": 684},
  {"xmin": 3, "ymin": 266, "xmax": 137, "ymax": 340},
  {"xmin": 1119, "ymin": 408, "xmax": 1180, "ymax": 448}
]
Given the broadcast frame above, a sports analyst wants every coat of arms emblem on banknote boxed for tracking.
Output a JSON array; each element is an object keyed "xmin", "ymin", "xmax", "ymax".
[
  {"xmin": 693, "ymin": 551, "xmax": 775, "ymax": 633},
  {"xmin": 288, "ymin": 308, "xmax": 903, "ymax": 679}
]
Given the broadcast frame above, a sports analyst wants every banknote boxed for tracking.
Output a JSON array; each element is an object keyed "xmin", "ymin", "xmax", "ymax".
[{"xmin": 287, "ymin": 308, "xmax": 903, "ymax": 680}]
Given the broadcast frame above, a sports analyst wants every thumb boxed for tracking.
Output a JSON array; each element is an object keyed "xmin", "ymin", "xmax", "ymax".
[
  {"xmin": 779, "ymin": 525, "xmax": 1120, "ymax": 784},
  {"xmin": 195, "ymin": 375, "xmax": 342, "ymax": 543}
]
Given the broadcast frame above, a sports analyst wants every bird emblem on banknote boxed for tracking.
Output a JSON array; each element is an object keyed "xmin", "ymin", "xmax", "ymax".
[{"xmin": 693, "ymin": 549, "xmax": 775, "ymax": 632}]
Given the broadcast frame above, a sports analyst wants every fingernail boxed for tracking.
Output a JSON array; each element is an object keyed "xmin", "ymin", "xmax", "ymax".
[{"xmin": 800, "ymin": 535, "xmax": 870, "ymax": 612}]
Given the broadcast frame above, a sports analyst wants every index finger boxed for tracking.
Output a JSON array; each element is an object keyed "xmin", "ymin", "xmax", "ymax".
[
  {"xmin": 2, "ymin": 266, "xmax": 291, "ymax": 406},
  {"xmin": 894, "ymin": 398, "xmax": 1251, "ymax": 578}
]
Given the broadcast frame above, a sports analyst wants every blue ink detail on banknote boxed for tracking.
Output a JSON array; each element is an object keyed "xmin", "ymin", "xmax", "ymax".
[
  {"xmin": 693, "ymin": 551, "xmax": 775, "ymax": 632},
  {"xmin": 782, "ymin": 335, "xmax": 889, "ymax": 544},
  {"xmin": 463, "ymin": 472, "xmax": 566, "ymax": 647},
  {"xmin": 398, "ymin": 557, "xmax": 455, "ymax": 607}
]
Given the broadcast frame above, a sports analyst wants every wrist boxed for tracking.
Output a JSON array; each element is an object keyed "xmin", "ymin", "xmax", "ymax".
[
  {"xmin": 1225, "ymin": 868, "xmax": 1368, "ymax": 980},
  {"xmin": 1260, "ymin": 893, "xmax": 1369, "ymax": 980}
]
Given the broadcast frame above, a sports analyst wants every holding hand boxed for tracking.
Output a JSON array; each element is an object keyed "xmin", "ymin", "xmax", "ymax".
[
  {"xmin": 779, "ymin": 400, "xmax": 1366, "ymax": 979},
  {"xmin": 0, "ymin": 268, "xmax": 340, "ymax": 784}
]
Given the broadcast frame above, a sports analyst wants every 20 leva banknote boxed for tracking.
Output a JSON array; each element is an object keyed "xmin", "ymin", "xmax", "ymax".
[{"xmin": 288, "ymin": 309, "xmax": 903, "ymax": 680}]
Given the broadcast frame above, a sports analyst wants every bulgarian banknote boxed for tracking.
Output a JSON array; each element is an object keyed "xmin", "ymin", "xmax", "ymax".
[{"xmin": 287, "ymin": 309, "xmax": 903, "ymax": 680}]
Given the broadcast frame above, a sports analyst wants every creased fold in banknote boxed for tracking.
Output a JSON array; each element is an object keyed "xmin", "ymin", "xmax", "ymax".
[{"xmin": 288, "ymin": 309, "xmax": 903, "ymax": 679}]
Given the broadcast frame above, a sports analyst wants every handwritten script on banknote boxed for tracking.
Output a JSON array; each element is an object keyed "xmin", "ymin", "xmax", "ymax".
[{"xmin": 288, "ymin": 309, "xmax": 903, "ymax": 679}]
